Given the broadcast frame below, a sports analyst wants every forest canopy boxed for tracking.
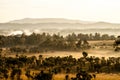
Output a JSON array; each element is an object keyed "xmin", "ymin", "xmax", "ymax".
[{"xmin": 0, "ymin": 33, "xmax": 116, "ymax": 52}]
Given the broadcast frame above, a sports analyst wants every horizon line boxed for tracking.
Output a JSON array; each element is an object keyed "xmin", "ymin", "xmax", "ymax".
[{"xmin": 0, "ymin": 17, "xmax": 120, "ymax": 24}]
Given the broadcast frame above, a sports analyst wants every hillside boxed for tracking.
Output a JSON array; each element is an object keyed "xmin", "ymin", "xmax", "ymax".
[
  {"xmin": 0, "ymin": 18, "xmax": 120, "ymax": 36},
  {"xmin": 8, "ymin": 18, "xmax": 93, "ymax": 24}
]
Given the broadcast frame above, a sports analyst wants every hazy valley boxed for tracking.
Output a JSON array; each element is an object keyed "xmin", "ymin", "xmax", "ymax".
[{"xmin": 0, "ymin": 18, "xmax": 120, "ymax": 36}]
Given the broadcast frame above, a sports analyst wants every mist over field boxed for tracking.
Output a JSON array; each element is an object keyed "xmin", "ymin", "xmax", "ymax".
[
  {"xmin": 1, "ymin": 0, "xmax": 120, "ymax": 79},
  {"xmin": 0, "ymin": 18, "xmax": 120, "ymax": 36}
]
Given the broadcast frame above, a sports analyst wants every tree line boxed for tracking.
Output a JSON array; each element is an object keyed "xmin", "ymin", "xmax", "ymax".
[{"xmin": 0, "ymin": 32, "xmax": 116, "ymax": 52}]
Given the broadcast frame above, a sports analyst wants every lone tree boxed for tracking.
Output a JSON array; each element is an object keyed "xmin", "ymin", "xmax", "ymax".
[{"xmin": 82, "ymin": 51, "xmax": 88, "ymax": 58}]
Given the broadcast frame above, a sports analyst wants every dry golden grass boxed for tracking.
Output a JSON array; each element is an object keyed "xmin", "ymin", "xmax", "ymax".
[
  {"xmin": 53, "ymin": 73, "xmax": 75, "ymax": 80},
  {"xmin": 2, "ymin": 73, "xmax": 120, "ymax": 80},
  {"xmin": 53, "ymin": 73, "xmax": 120, "ymax": 80},
  {"xmin": 95, "ymin": 73, "xmax": 120, "ymax": 80},
  {"xmin": 2, "ymin": 40, "xmax": 120, "ymax": 80}
]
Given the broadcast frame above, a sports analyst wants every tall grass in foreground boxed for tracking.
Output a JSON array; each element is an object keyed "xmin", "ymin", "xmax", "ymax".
[
  {"xmin": 1, "ymin": 73, "xmax": 120, "ymax": 80},
  {"xmin": 53, "ymin": 73, "xmax": 120, "ymax": 80}
]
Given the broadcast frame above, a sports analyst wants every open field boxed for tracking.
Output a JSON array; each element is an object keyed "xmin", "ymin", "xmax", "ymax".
[
  {"xmin": 1, "ymin": 40, "xmax": 120, "ymax": 80},
  {"xmin": 53, "ymin": 73, "xmax": 120, "ymax": 80},
  {"xmin": 2, "ymin": 72, "xmax": 120, "ymax": 80},
  {"xmin": 7, "ymin": 72, "xmax": 120, "ymax": 80},
  {"xmin": 5, "ymin": 40, "xmax": 120, "ymax": 59},
  {"xmin": 6, "ymin": 48, "xmax": 119, "ymax": 59}
]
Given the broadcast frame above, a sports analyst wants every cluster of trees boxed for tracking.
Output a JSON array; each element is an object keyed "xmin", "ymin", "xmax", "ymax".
[
  {"xmin": 0, "ymin": 32, "xmax": 115, "ymax": 52},
  {"xmin": 0, "ymin": 52, "xmax": 120, "ymax": 80}
]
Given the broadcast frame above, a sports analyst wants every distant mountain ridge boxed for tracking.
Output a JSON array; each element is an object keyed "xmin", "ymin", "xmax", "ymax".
[
  {"xmin": 0, "ymin": 18, "xmax": 120, "ymax": 36},
  {"xmin": 8, "ymin": 18, "xmax": 94, "ymax": 24}
]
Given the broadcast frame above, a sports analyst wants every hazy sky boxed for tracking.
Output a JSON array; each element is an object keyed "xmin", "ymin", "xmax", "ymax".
[{"xmin": 0, "ymin": 0, "xmax": 120, "ymax": 23}]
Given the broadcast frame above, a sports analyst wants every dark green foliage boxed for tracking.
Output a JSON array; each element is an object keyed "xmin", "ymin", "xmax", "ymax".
[
  {"xmin": 82, "ymin": 51, "xmax": 88, "ymax": 58},
  {"xmin": 0, "ymin": 48, "xmax": 2, "ymax": 53},
  {"xmin": 71, "ymin": 71, "xmax": 94, "ymax": 80},
  {"xmin": 0, "ymin": 33, "xmax": 115, "ymax": 52},
  {"xmin": 10, "ymin": 68, "xmax": 22, "ymax": 80},
  {"xmin": 114, "ymin": 36, "xmax": 120, "ymax": 51},
  {"xmin": 0, "ymin": 51, "xmax": 120, "ymax": 79},
  {"xmin": 10, "ymin": 47, "xmax": 27, "ymax": 53},
  {"xmin": 34, "ymin": 70, "xmax": 53, "ymax": 80}
]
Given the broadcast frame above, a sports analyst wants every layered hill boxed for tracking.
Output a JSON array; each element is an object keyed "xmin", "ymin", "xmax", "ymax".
[
  {"xmin": 8, "ymin": 18, "xmax": 93, "ymax": 24},
  {"xmin": 0, "ymin": 18, "xmax": 120, "ymax": 36}
]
